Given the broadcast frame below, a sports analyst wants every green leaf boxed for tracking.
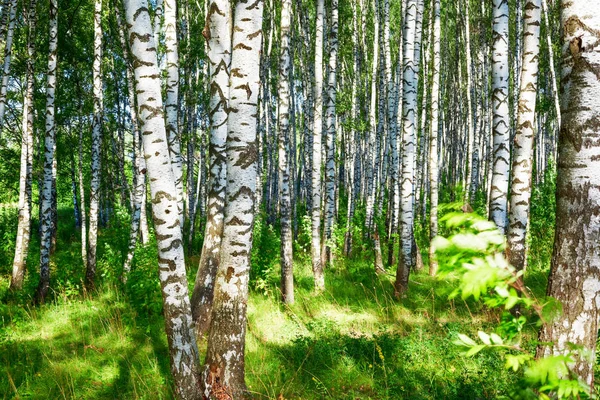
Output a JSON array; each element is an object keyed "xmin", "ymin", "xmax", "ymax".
[
  {"xmin": 477, "ymin": 331, "xmax": 491, "ymax": 345},
  {"xmin": 465, "ymin": 345, "xmax": 485, "ymax": 356}
]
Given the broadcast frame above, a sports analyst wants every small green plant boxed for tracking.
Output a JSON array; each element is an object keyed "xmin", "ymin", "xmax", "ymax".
[{"xmin": 434, "ymin": 203, "xmax": 590, "ymax": 399}]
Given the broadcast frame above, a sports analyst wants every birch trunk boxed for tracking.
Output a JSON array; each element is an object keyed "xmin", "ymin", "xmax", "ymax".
[
  {"xmin": 506, "ymin": 0, "xmax": 541, "ymax": 273},
  {"xmin": 311, "ymin": 0, "xmax": 325, "ymax": 292},
  {"xmin": 537, "ymin": 1, "xmax": 600, "ymax": 387},
  {"xmin": 278, "ymin": 0, "xmax": 294, "ymax": 304},
  {"xmin": 365, "ymin": 0, "xmax": 379, "ymax": 233},
  {"xmin": 191, "ymin": 0, "xmax": 231, "ymax": 339},
  {"xmin": 395, "ymin": 0, "xmax": 418, "ymax": 297},
  {"xmin": 428, "ymin": 0, "xmax": 440, "ymax": 277},
  {"xmin": 124, "ymin": 0, "xmax": 200, "ymax": 397},
  {"xmin": 36, "ymin": 0, "xmax": 58, "ymax": 303},
  {"xmin": 201, "ymin": 0, "xmax": 263, "ymax": 397},
  {"xmin": 115, "ymin": 1, "xmax": 144, "ymax": 281},
  {"xmin": 163, "ymin": 0, "xmax": 184, "ymax": 229},
  {"xmin": 10, "ymin": 0, "xmax": 35, "ymax": 291},
  {"xmin": 322, "ymin": 0, "xmax": 338, "ymax": 267},
  {"xmin": 86, "ymin": 0, "xmax": 103, "ymax": 288},
  {"xmin": 0, "ymin": 0, "xmax": 15, "ymax": 127},
  {"xmin": 489, "ymin": 0, "xmax": 510, "ymax": 234}
]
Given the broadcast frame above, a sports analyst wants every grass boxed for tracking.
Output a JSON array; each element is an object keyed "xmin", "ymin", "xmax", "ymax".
[{"xmin": 0, "ymin": 204, "xmax": 549, "ymax": 399}]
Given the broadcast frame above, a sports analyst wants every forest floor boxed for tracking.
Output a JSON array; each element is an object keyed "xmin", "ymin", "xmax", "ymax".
[{"xmin": 0, "ymin": 205, "xmax": 553, "ymax": 399}]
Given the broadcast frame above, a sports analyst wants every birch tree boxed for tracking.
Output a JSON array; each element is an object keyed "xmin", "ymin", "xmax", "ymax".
[
  {"xmin": 10, "ymin": 0, "xmax": 35, "ymax": 291},
  {"xmin": 489, "ymin": 0, "xmax": 510, "ymax": 234},
  {"xmin": 0, "ymin": 0, "xmax": 15, "ymax": 127},
  {"xmin": 428, "ymin": 0, "xmax": 440, "ymax": 277},
  {"xmin": 37, "ymin": 0, "xmax": 58, "ymax": 303},
  {"xmin": 124, "ymin": 0, "xmax": 200, "ymax": 397},
  {"xmin": 395, "ymin": 0, "xmax": 418, "ymax": 296},
  {"xmin": 86, "ymin": 0, "xmax": 103, "ymax": 288},
  {"xmin": 201, "ymin": 0, "xmax": 263, "ymax": 396},
  {"xmin": 278, "ymin": 0, "xmax": 294, "ymax": 304},
  {"xmin": 537, "ymin": 2, "xmax": 600, "ymax": 387},
  {"xmin": 163, "ymin": 0, "xmax": 185, "ymax": 228},
  {"xmin": 506, "ymin": 0, "xmax": 542, "ymax": 273},
  {"xmin": 322, "ymin": 0, "xmax": 338, "ymax": 267},
  {"xmin": 311, "ymin": 0, "xmax": 325, "ymax": 292},
  {"xmin": 191, "ymin": 0, "xmax": 232, "ymax": 338}
]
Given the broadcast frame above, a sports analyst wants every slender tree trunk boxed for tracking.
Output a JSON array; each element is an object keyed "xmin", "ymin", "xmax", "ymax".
[
  {"xmin": 311, "ymin": 0, "xmax": 325, "ymax": 292},
  {"xmin": 541, "ymin": 0, "xmax": 560, "ymax": 132},
  {"xmin": 163, "ymin": 0, "xmax": 184, "ymax": 229},
  {"xmin": 489, "ymin": 0, "xmax": 510, "ymax": 234},
  {"xmin": 365, "ymin": 0, "xmax": 379, "ymax": 233},
  {"xmin": 36, "ymin": 0, "xmax": 58, "ymax": 303},
  {"xmin": 86, "ymin": 0, "xmax": 103, "ymax": 289},
  {"xmin": 506, "ymin": 0, "xmax": 541, "ymax": 273},
  {"xmin": 463, "ymin": 0, "xmax": 475, "ymax": 204},
  {"xmin": 201, "ymin": 1, "xmax": 263, "ymax": 397},
  {"xmin": 124, "ymin": 1, "xmax": 200, "ymax": 397},
  {"xmin": 395, "ymin": 0, "xmax": 418, "ymax": 297},
  {"xmin": 10, "ymin": 0, "xmax": 36, "ymax": 291},
  {"xmin": 428, "ymin": 0, "xmax": 440, "ymax": 276},
  {"xmin": 278, "ymin": 0, "xmax": 294, "ymax": 304},
  {"xmin": 115, "ymin": 1, "xmax": 144, "ymax": 281},
  {"xmin": 322, "ymin": 0, "xmax": 338, "ymax": 267},
  {"xmin": 0, "ymin": 0, "xmax": 16, "ymax": 127},
  {"xmin": 537, "ymin": 2, "xmax": 600, "ymax": 387},
  {"xmin": 191, "ymin": 0, "xmax": 231, "ymax": 340}
]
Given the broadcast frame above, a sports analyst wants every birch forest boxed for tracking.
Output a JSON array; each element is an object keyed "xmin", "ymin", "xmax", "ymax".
[{"xmin": 0, "ymin": 0, "xmax": 599, "ymax": 398}]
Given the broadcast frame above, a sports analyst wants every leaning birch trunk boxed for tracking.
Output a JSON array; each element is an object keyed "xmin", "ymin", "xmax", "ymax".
[
  {"xmin": 506, "ymin": 0, "xmax": 541, "ymax": 273},
  {"xmin": 395, "ymin": 0, "xmax": 418, "ymax": 297},
  {"xmin": 201, "ymin": 0, "xmax": 263, "ymax": 397},
  {"xmin": 537, "ymin": 1, "xmax": 600, "ymax": 387},
  {"xmin": 124, "ymin": 1, "xmax": 200, "ymax": 397},
  {"xmin": 311, "ymin": 0, "xmax": 325, "ymax": 292},
  {"xmin": 322, "ymin": 0, "xmax": 338, "ymax": 267},
  {"xmin": 10, "ymin": 0, "xmax": 35, "ymax": 291},
  {"xmin": 191, "ymin": 0, "xmax": 231, "ymax": 339},
  {"xmin": 86, "ymin": 0, "xmax": 103, "ymax": 288},
  {"xmin": 428, "ymin": 0, "xmax": 441, "ymax": 277},
  {"xmin": 489, "ymin": 0, "xmax": 510, "ymax": 234},
  {"xmin": 36, "ymin": 0, "xmax": 58, "ymax": 303},
  {"xmin": 0, "ymin": 0, "xmax": 16, "ymax": 127},
  {"xmin": 278, "ymin": 0, "xmax": 294, "ymax": 304},
  {"xmin": 115, "ymin": 2, "xmax": 144, "ymax": 281},
  {"xmin": 163, "ymin": 0, "xmax": 184, "ymax": 229}
]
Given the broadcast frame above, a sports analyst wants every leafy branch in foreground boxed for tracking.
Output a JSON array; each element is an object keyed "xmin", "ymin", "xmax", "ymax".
[{"xmin": 433, "ymin": 203, "xmax": 591, "ymax": 399}]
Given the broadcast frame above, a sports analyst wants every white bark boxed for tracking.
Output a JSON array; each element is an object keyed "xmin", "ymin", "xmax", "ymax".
[
  {"xmin": 37, "ymin": 0, "xmax": 58, "ymax": 303},
  {"xmin": 428, "ymin": 0, "xmax": 440, "ymax": 277},
  {"xmin": 278, "ymin": 0, "xmax": 294, "ymax": 304},
  {"xmin": 10, "ymin": 0, "xmax": 35, "ymax": 291},
  {"xmin": 202, "ymin": 0, "xmax": 263, "ymax": 397},
  {"xmin": 507, "ymin": 0, "xmax": 542, "ymax": 273},
  {"xmin": 312, "ymin": 0, "xmax": 325, "ymax": 292},
  {"xmin": 86, "ymin": 0, "xmax": 103, "ymax": 288},
  {"xmin": 163, "ymin": 0, "xmax": 184, "ymax": 229},
  {"xmin": 0, "ymin": 0, "xmax": 16, "ymax": 126},
  {"xmin": 537, "ymin": 1, "xmax": 600, "ymax": 387},
  {"xmin": 395, "ymin": 0, "xmax": 418, "ymax": 296},
  {"xmin": 124, "ymin": 0, "xmax": 200, "ymax": 397},
  {"xmin": 489, "ymin": 0, "xmax": 511, "ymax": 234},
  {"xmin": 191, "ymin": 0, "xmax": 232, "ymax": 338}
]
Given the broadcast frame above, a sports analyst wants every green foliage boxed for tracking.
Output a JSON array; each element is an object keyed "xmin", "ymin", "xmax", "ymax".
[
  {"xmin": 434, "ymin": 205, "xmax": 590, "ymax": 399},
  {"xmin": 528, "ymin": 168, "xmax": 556, "ymax": 272},
  {"xmin": 250, "ymin": 212, "xmax": 280, "ymax": 295}
]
